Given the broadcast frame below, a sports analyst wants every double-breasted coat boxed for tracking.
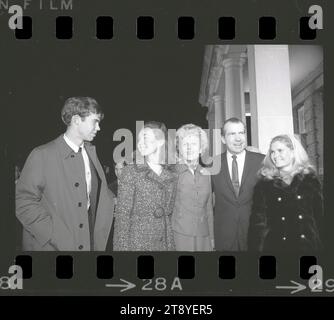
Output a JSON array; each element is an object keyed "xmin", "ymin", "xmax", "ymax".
[
  {"xmin": 211, "ymin": 151, "xmax": 265, "ymax": 251},
  {"xmin": 248, "ymin": 172, "xmax": 323, "ymax": 251},
  {"xmin": 113, "ymin": 163, "xmax": 178, "ymax": 251},
  {"xmin": 16, "ymin": 135, "xmax": 114, "ymax": 251}
]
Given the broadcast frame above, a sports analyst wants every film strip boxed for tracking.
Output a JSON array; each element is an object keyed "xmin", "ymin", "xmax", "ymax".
[
  {"xmin": 5, "ymin": 13, "xmax": 324, "ymax": 41},
  {"xmin": 1, "ymin": 0, "xmax": 333, "ymax": 304},
  {"xmin": 4, "ymin": 9, "xmax": 324, "ymax": 41}
]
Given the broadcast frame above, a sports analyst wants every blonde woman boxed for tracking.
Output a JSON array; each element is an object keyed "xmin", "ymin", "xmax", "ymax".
[
  {"xmin": 248, "ymin": 134, "xmax": 323, "ymax": 251},
  {"xmin": 172, "ymin": 124, "xmax": 214, "ymax": 251}
]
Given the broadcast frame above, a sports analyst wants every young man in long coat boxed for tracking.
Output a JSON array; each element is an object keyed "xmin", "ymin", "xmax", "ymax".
[{"xmin": 16, "ymin": 97, "xmax": 114, "ymax": 251}]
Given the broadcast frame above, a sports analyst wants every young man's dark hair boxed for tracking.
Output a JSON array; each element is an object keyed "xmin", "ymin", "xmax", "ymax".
[{"xmin": 61, "ymin": 97, "xmax": 104, "ymax": 126}]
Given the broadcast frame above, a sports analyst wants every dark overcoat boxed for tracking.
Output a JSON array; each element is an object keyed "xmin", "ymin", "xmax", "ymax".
[
  {"xmin": 248, "ymin": 172, "xmax": 323, "ymax": 251},
  {"xmin": 16, "ymin": 135, "xmax": 114, "ymax": 251}
]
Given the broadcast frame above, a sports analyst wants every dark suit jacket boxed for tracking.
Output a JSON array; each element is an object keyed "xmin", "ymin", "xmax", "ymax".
[
  {"xmin": 16, "ymin": 135, "xmax": 114, "ymax": 251},
  {"xmin": 211, "ymin": 150, "xmax": 264, "ymax": 251}
]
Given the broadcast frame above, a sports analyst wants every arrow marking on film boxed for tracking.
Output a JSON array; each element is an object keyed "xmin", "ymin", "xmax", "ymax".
[
  {"xmin": 275, "ymin": 280, "xmax": 306, "ymax": 294},
  {"xmin": 105, "ymin": 278, "xmax": 136, "ymax": 292}
]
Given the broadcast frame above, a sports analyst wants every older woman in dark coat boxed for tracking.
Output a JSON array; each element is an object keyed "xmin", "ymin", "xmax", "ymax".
[
  {"xmin": 113, "ymin": 122, "xmax": 178, "ymax": 251},
  {"xmin": 248, "ymin": 134, "xmax": 323, "ymax": 252}
]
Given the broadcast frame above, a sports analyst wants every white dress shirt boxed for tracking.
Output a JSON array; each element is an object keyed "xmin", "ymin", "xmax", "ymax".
[
  {"xmin": 226, "ymin": 150, "xmax": 246, "ymax": 186},
  {"xmin": 63, "ymin": 134, "xmax": 91, "ymax": 209}
]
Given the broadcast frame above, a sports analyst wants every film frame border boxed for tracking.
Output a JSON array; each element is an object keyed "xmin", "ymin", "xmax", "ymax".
[{"xmin": 1, "ymin": 0, "xmax": 333, "ymax": 297}]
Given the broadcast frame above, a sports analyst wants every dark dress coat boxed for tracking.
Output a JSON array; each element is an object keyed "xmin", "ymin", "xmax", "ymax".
[
  {"xmin": 16, "ymin": 135, "xmax": 114, "ymax": 251},
  {"xmin": 248, "ymin": 172, "xmax": 323, "ymax": 251},
  {"xmin": 211, "ymin": 151, "xmax": 265, "ymax": 251},
  {"xmin": 113, "ymin": 163, "xmax": 178, "ymax": 251}
]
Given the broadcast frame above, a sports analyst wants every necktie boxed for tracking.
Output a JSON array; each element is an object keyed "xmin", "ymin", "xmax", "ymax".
[{"xmin": 232, "ymin": 155, "xmax": 239, "ymax": 197}]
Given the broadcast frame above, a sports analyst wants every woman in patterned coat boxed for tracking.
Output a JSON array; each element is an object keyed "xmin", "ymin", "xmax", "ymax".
[{"xmin": 113, "ymin": 122, "xmax": 178, "ymax": 251}]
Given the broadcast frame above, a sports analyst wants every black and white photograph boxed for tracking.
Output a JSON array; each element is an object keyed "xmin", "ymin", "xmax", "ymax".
[
  {"xmin": 1, "ymin": 0, "xmax": 332, "ymax": 300},
  {"xmin": 12, "ymin": 44, "xmax": 324, "ymax": 254}
]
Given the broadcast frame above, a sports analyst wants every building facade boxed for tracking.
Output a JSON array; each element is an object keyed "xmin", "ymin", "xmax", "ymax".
[{"xmin": 199, "ymin": 45, "xmax": 323, "ymax": 177}]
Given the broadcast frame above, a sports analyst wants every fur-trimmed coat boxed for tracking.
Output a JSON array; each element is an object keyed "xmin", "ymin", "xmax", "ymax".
[{"xmin": 248, "ymin": 172, "xmax": 323, "ymax": 251}]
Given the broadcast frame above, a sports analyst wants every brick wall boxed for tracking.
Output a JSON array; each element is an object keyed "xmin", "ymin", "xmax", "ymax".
[{"xmin": 293, "ymin": 88, "xmax": 323, "ymax": 177}]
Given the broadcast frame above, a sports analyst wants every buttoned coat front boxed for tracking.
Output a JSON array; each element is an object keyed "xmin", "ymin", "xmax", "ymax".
[
  {"xmin": 16, "ymin": 135, "xmax": 114, "ymax": 251},
  {"xmin": 172, "ymin": 164, "xmax": 214, "ymax": 238},
  {"xmin": 248, "ymin": 173, "xmax": 323, "ymax": 251},
  {"xmin": 113, "ymin": 164, "xmax": 178, "ymax": 251}
]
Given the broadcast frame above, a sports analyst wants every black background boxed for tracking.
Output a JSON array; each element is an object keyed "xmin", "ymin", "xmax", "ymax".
[
  {"xmin": 9, "ymin": 41, "xmax": 208, "ymax": 169},
  {"xmin": 1, "ymin": 0, "xmax": 334, "ymax": 304}
]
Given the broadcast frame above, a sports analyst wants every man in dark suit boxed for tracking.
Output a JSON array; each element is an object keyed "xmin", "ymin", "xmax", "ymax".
[
  {"xmin": 212, "ymin": 117, "xmax": 264, "ymax": 251},
  {"xmin": 16, "ymin": 97, "xmax": 114, "ymax": 251}
]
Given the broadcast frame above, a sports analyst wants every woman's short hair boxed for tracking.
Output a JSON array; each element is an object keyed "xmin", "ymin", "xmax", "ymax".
[
  {"xmin": 61, "ymin": 97, "xmax": 104, "ymax": 126},
  {"xmin": 137, "ymin": 121, "xmax": 168, "ymax": 164},
  {"xmin": 260, "ymin": 134, "xmax": 314, "ymax": 179},
  {"xmin": 142, "ymin": 121, "xmax": 167, "ymax": 141},
  {"xmin": 175, "ymin": 124, "xmax": 209, "ymax": 160}
]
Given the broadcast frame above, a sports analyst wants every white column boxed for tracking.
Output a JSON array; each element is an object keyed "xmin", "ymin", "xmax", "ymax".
[
  {"xmin": 248, "ymin": 45, "xmax": 294, "ymax": 153},
  {"xmin": 207, "ymin": 95, "xmax": 224, "ymax": 156},
  {"xmin": 222, "ymin": 54, "xmax": 246, "ymax": 123},
  {"xmin": 211, "ymin": 95, "xmax": 224, "ymax": 130}
]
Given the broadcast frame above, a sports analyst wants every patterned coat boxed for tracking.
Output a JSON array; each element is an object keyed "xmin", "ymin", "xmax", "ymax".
[
  {"xmin": 248, "ymin": 172, "xmax": 323, "ymax": 251},
  {"xmin": 113, "ymin": 163, "xmax": 178, "ymax": 251}
]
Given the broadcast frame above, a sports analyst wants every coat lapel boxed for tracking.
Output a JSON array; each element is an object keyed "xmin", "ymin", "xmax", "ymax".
[
  {"xmin": 84, "ymin": 143, "xmax": 103, "ymax": 180},
  {"xmin": 239, "ymin": 151, "xmax": 252, "ymax": 196}
]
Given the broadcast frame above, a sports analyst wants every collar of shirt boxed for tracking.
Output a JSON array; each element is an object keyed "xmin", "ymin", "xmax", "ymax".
[
  {"xmin": 177, "ymin": 163, "xmax": 202, "ymax": 176},
  {"xmin": 226, "ymin": 149, "xmax": 246, "ymax": 162},
  {"xmin": 226, "ymin": 149, "xmax": 246, "ymax": 184},
  {"xmin": 135, "ymin": 162, "xmax": 177, "ymax": 183},
  {"xmin": 63, "ymin": 134, "xmax": 84, "ymax": 153}
]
